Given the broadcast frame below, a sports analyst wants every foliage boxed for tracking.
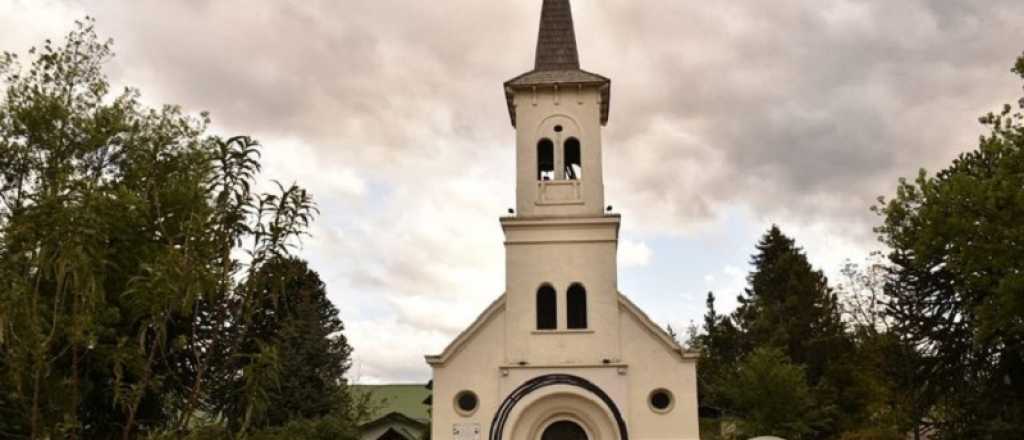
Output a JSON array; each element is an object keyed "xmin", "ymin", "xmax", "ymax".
[
  {"xmin": 835, "ymin": 261, "xmax": 929, "ymax": 439},
  {"xmin": 733, "ymin": 226, "xmax": 848, "ymax": 387},
  {"xmin": 699, "ymin": 227, "xmax": 881, "ymax": 439},
  {"xmin": 0, "ymin": 18, "xmax": 359, "ymax": 439},
  {"xmin": 695, "ymin": 292, "xmax": 741, "ymax": 413},
  {"xmin": 719, "ymin": 347, "xmax": 819, "ymax": 440},
  {"xmin": 873, "ymin": 52, "xmax": 1024, "ymax": 439},
  {"xmin": 212, "ymin": 256, "xmax": 355, "ymax": 429},
  {"xmin": 836, "ymin": 257, "xmax": 891, "ymax": 334},
  {"xmin": 148, "ymin": 414, "xmax": 360, "ymax": 440}
]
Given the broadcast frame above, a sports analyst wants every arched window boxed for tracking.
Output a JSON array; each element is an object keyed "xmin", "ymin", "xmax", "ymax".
[
  {"xmin": 567, "ymin": 283, "xmax": 587, "ymax": 329},
  {"xmin": 537, "ymin": 139, "xmax": 555, "ymax": 181},
  {"xmin": 564, "ymin": 138, "xmax": 581, "ymax": 180},
  {"xmin": 536, "ymin": 285, "xmax": 557, "ymax": 330}
]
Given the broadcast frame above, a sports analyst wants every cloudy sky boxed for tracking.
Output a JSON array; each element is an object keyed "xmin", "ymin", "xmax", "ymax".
[{"xmin": 3, "ymin": 0, "xmax": 1023, "ymax": 383}]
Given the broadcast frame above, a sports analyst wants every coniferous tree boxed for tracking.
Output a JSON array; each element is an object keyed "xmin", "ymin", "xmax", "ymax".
[
  {"xmin": 696, "ymin": 292, "xmax": 741, "ymax": 414},
  {"xmin": 725, "ymin": 226, "xmax": 869, "ymax": 438},
  {"xmin": 233, "ymin": 256, "xmax": 355, "ymax": 428},
  {"xmin": 875, "ymin": 53, "xmax": 1024, "ymax": 439},
  {"xmin": 733, "ymin": 226, "xmax": 848, "ymax": 383}
]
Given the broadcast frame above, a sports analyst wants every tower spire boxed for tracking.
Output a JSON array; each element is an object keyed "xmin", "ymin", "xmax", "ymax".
[
  {"xmin": 534, "ymin": 0, "xmax": 580, "ymax": 71},
  {"xmin": 504, "ymin": 0, "xmax": 610, "ymax": 127}
]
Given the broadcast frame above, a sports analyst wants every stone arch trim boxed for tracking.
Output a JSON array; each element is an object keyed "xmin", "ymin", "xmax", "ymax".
[
  {"xmin": 535, "ymin": 114, "xmax": 582, "ymax": 137},
  {"xmin": 489, "ymin": 374, "xmax": 628, "ymax": 440}
]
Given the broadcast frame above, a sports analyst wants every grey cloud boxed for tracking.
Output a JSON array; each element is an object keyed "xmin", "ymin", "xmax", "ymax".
[
  {"xmin": 18, "ymin": 0, "xmax": 1019, "ymax": 239},
  {"xmin": 11, "ymin": 6, "xmax": 1018, "ymax": 214},
  {"xmin": 6, "ymin": 0, "xmax": 1024, "ymax": 382}
]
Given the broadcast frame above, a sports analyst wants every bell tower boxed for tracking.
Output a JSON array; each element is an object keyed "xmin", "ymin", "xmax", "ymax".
[
  {"xmin": 504, "ymin": 0, "xmax": 611, "ymax": 218},
  {"xmin": 501, "ymin": 0, "xmax": 620, "ymax": 365}
]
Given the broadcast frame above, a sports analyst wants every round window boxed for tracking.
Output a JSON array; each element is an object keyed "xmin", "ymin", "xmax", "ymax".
[
  {"xmin": 554, "ymin": 125, "xmax": 564, "ymax": 133},
  {"xmin": 455, "ymin": 390, "xmax": 479, "ymax": 415},
  {"xmin": 648, "ymin": 388, "xmax": 674, "ymax": 413}
]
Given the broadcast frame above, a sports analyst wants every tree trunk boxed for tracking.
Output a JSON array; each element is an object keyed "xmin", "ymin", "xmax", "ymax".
[
  {"xmin": 69, "ymin": 343, "xmax": 80, "ymax": 440},
  {"xmin": 122, "ymin": 331, "xmax": 159, "ymax": 440},
  {"xmin": 31, "ymin": 365, "xmax": 41, "ymax": 439}
]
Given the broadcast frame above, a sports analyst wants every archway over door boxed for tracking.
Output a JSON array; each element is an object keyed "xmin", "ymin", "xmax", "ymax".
[
  {"xmin": 492, "ymin": 374, "xmax": 627, "ymax": 440},
  {"xmin": 541, "ymin": 421, "xmax": 588, "ymax": 440}
]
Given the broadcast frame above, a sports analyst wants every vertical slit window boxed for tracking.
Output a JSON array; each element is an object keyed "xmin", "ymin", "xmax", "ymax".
[
  {"xmin": 536, "ymin": 285, "xmax": 557, "ymax": 330},
  {"xmin": 564, "ymin": 138, "xmax": 581, "ymax": 180},
  {"xmin": 538, "ymin": 139, "xmax": 555, "ymax": 181},
  {"xmin": 567, "ymin": 283, "xmax": 587, "ymax": 329}
]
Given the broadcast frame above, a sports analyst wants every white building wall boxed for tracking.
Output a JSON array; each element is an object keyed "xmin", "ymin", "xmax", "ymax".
[{"xmin": 430, "ymin": 299, "xmax": 700, "ymax": 440}]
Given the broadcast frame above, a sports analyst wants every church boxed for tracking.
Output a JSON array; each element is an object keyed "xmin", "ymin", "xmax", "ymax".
[{"xmin": 426, "ymin": 1, "xmax": 700, "ymax": 439}]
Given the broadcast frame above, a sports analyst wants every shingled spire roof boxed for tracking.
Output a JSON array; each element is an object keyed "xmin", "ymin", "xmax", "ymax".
[
  {"xmin": 534, "ymin": 0, "xmax": 580, "ymax": 71},
  {"xmin": 504, "ymin": 0, "xmax": 611, "ymax": 127}
]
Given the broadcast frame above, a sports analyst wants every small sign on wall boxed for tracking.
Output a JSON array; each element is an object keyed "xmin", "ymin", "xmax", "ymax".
[{"xmin": 453, "ymin": 423, "xmax": 481, "ymax": 440}]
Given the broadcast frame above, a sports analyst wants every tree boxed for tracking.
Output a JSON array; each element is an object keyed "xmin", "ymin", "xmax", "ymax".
[
  {"xmin": 0, "ymin": 19, "xmax": 321, "ymax": 439},
  {"xmin": 217, "ymin": 256, "xmax": 355, "ymax": 428},
  {"xmin": 729, "ymin": 226, "xmax": 875, "ymax": 438},
  {"xmin": 719, "ymin": 347, "xmax": 820, "ymax": 440},
  {"xmin": 874, "ymin": 53, "xmax": 1024, "ymax": 439},
  {"xmin": 733, "ymin": 226, "xmax": 848, "ymax": 381},
  {"xmin": 837, "ymin": 257, "xmax": 891, "ymax": 335},
  {"xmin": 696, "ymin": 292, "xmax": 741, "ymax": 414}
]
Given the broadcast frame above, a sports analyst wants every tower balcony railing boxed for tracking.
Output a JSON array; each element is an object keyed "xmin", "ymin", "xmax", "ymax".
[{"xmin": 536, "ymin": 179, "xmax": 583, "ymax": 205}]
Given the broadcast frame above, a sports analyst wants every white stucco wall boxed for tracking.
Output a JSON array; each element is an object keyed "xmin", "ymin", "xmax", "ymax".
[{"xmin": 429, "ymin": 295, "xmax": 699, "ymax": 440}]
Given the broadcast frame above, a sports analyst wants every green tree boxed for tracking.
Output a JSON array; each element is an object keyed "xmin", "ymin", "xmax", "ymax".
[
  {"xmin": 217, "ymin": 256, "xmax": 355, "ymax": 428},
  {"xmin": 734, "ymin": 226, "xmax": 848, "ymax": 382},
  {"xmin": 720, "ymin": 347, "xmax": 819, "ymax": 440},
  {"xmin": 874, "ymin": 53, "xmax": 1024, "ymax": 439},
  {"xmin": 835, "ymin": 260, "xmax": 928, "ymax": 439},
  {"xmin": 0, "ymin": 19, "xmax": 320, "ymax": 439},
  {"xmin": 696, "ymin": 292, "xmax": 741, "ymax": 414},
  {"xmin": 729, "ymin": 226, "xmax": 873, "ymax": 438}
]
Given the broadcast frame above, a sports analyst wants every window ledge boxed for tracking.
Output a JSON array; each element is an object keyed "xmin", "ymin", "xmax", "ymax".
[{"xmin": 531, "ymin": 329, "xmax": 594, "ymax": 335}]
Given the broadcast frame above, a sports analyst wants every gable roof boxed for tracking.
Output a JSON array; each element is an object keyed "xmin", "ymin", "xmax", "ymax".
[
  {"xmin": 352, "ymin": 384, "xmax": 431, "ymax": 423},
  {"xmin": 617, "ymin": 293, "xmax": 700, "ymax": 360},
  {"xmin": 425, "ymin": 292, "xmax": 697, "ymax": 367},
  {"xmin": 425, "ymin": 294, "xmax": 506, "ymax": 366}
]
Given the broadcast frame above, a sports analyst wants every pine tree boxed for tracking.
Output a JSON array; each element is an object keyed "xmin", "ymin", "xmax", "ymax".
[
  {"xmin": 222, "ymin": 256, "xmax": 355, "ymax": 428},
  {"xmin": 696, "ymin": 292, "xmax": 741, "ymax": 415},
  {"xmin": 729, "ymin": 226, "xmax": 869, "ymax": 438},
  {"xmin": 733, "ymin": 226, "xmax": 847, "ymax": 386}
]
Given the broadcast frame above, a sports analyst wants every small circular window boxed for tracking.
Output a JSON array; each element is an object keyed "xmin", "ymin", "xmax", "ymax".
[
  {"xmin": 554, "ymin": 125, "xmax": 564, "ymax": 133},
  {"xmin": 649, "ymin": 388, "xmax": 674, "ymax": 413},
  {"xmin": 455, "ymin": 390, "xmax": 479, "ymax": 416}
]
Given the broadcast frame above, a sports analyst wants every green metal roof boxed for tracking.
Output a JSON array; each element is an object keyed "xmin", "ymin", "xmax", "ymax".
[{"xmin": 353, "ymin": 384, "xmax": 431, "ymax": 423}]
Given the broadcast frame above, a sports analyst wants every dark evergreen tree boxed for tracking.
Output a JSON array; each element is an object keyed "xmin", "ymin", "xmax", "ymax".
[
  {"xmin": 728, "ymin": 226, "xmax": 869, "ymax": 438},
  {"xmin": 696, "ymin": 292, "xmax": 741, "ymax": 414},
  {"xmin": 733, "ymin": 226, "xmax": 847, "ymax": 381},
  {"xmin": 215, "ymin": 256, "xmax": 354, "ymax": 429}
]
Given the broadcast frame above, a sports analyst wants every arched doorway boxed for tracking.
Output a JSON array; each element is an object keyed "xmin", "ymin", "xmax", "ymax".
[
  {"xmin": 541, "ymin": 421, "xmax": 588, "ymax": 440},
  {"xmin": 491, "ymin": 374, "xmax": 628, "ymax": 440}
]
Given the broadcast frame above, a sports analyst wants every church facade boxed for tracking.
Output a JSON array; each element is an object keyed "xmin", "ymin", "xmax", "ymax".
[{"xmin": 426, "ymin": 1, "xmax": 700, "ymax": 439}]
